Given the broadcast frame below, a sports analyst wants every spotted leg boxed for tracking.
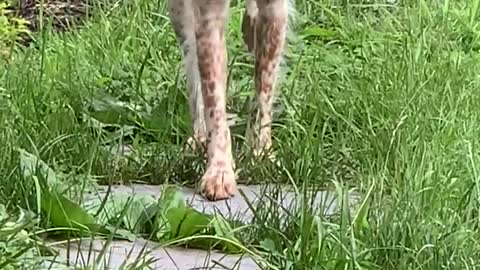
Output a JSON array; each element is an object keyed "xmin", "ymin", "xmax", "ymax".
[
  {"xmin": 168, "ymin": 0, "xmax": 235, "ymax": 200},
  {"xmin": 168, "ymin": 0, "xmax": 207, "ymax": 152},
  {"xmin": 249, "ymin": 0, "xmax": 289, "ymax": 156},
  {"xmin": 193, "ymin": 0, "xmax": 236, "ymax": 200}
]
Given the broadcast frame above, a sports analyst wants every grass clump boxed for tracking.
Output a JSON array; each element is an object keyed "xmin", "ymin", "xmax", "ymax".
[{"xmin": 0, "ymin": 1, "xmax": 30, "ymax": 58}]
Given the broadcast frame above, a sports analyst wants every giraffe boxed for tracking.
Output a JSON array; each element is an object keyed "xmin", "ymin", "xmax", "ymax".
[{"xmin": 168, "ymin": 0, "xmax": 292, "ymax": 201}]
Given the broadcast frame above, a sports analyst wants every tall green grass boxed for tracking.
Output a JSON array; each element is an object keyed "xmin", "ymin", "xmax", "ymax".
[{"xmin": 1, "ymin": 0, "xmax": 480, "ymax": 268}]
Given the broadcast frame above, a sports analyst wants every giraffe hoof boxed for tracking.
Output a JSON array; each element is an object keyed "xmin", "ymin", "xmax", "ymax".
[{"xmin": 200, "ymin": 162, "xmax": 236, "ymax": 201}]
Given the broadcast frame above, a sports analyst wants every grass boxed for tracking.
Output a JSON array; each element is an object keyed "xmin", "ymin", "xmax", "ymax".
[{"xmin": 1, "ymin": 0, "xmax": 480, "ymax": 269}]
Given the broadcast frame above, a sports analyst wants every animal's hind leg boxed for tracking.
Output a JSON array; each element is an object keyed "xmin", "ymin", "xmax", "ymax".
[
  {"xmin": 168, "ymin": 0, "xmax": 207, "ymax": 151},
  {"xmin": 252, "ymin": 0, "xmax": 289, "ymax": 156}
]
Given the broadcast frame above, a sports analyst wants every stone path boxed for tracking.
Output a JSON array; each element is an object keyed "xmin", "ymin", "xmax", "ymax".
[
  {"xmin": 54, "ymin": 238, "xmax": 257, "ymax": 270},
  {"xmin": 51, "ymin": 184, "xmax": 359, "ymax": 270}
]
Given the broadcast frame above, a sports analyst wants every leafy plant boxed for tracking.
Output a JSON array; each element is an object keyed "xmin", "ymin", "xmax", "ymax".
[
  {"xmin": 0, "ymin": 205, "xmax": 48, "ymax": 270},
  {"xmin": 19, "ymin": 148, "xmax": 245, "ymax": 254},
  {"xmin": 0, "ymin": 2, "xmax": 29, "ymax": 58}
]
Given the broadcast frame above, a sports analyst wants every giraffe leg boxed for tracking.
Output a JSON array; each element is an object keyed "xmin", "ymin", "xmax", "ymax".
[
  {"xmin": 193, "ymin": 0, "xmax": 236, "ymax": 201},
  {"xmin": 252, "ymin": 0, "xmax": 289, "ymax": 157},
  {"xmin": 168, "ymin": 0, "xmax": 207, "ymax": 152}
]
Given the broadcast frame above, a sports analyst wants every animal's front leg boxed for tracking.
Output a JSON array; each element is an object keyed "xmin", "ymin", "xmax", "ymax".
[{"xmin": 194, "ymin": 0, "xmax": 236, "ymax": 201}]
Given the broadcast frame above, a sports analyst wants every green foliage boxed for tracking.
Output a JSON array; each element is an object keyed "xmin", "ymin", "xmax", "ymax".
[
  {"xmin": 0, "ymin": 205, "xmax": 50, "ymax": 270},
  {"xmin": 0, "ymin": 2, "xmax": 29, "ymax": 57},
  {"xmin": 19, "ymin": 148, "xmax": 244, "ymax": 253}
]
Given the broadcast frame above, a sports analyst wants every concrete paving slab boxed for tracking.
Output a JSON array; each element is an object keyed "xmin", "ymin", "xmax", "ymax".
[
  {"xmin": 94, "ymin": 184, "xmax": 359, "ymax": 223},
  {"xmin": 52, "ymin": 184, "xmax": 360, "ymax": 270},
  {"xmin": 54, "ymin": 238, "xmax": 256, "ymax": 270}
]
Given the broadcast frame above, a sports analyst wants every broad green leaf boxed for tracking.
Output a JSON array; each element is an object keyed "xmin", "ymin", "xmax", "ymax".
[
  {"xmin": 166, "ymin": 207, "xmax": 211, "ymax": 239},
  {"xmin": 125, "ymin": 196, "xmax": 157, "ymax": 233},
  {"xmin": 154, "ymin": 186, "xmax": 187, "ymax": 240},
  {"xmin": 17, "ymin": 148, "xmax": 59, "ymax": 189},
  {"xmin": 88, "ymin": 95, "xmax": 136, "ymax": 126},
  {"xmin": 209, "ymin": 215, "xmax": 242, "ymax": 253},
  {"xmin": 41, "ymin": 189, "xmax": 96, "ymax": 231},
  {"xmin": 84, "ymin": 191, "xmax": 157, "ymax": 233},
  {"xmin": 259, "ymin": 238, "xmax": 276, "ymax": 252}
]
